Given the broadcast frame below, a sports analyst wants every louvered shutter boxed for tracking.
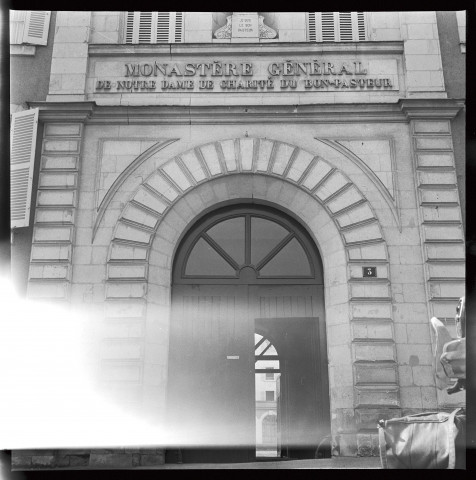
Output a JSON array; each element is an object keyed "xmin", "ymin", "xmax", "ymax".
[
  {"xmin": 173, "ymin": 12, "xmax": 184, "ymax": 43},
  {"xmin": 339, "ymin": 12, "xmax": 354, "ymax": 41},
  {"xmin": 156, "ymin": 12, "xmax": 170, "ymax": 43},
  {"xmin": 10, "ymin": 10, "xmax": 27, "ymax": 44},
  {"xmin": 125, "ymin": 11, "xmax": 138, "ymax": 43},
  {"xmin": 23, "ymin": 11, "xmax": 50, "ymax": 45},
  {"xmin": 307, "ymin": 12, "xmax": 317, "ymax": 42},
  {"xmin": 125, "ymin": 12, "xmax": 183, "ymax": 44},
  {"xmin": 321, "ymin": 12, "xmax": 336, "ymax": 41},
  {"xmin": 356, "ymin": 12, "xmax": 366, "ymax": 41},
  {"xmin": 10, "ymin": 109, "xmax": 38, "ymax": 229},
  {"xmin": 309, "ymin": 12, "xmax": 367, "ymax": 42}
]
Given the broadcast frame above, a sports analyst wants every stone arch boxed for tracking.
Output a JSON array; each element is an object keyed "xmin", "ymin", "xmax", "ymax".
[
  {"xmin": 104, "ymin": 138, "xmax": 398, "ymax": 454},
  {"xmin": 107, "ymin": 137, "xmax": 388, "ymax": 266}
]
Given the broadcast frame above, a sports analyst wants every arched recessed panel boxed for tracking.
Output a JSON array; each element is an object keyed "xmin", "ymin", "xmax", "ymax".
[
  {"xmin": 185, "ymin": 237, "xmax": 236, "ymax": 276},
  {"xmin": 260, "ymin": 238, "xmax": 311, "ymax": 277}
]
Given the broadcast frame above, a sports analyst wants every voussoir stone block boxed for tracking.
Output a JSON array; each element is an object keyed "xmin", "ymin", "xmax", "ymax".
[{"xmin": 161, "ymin": 162, "xmax": 193, "ymax": 191}]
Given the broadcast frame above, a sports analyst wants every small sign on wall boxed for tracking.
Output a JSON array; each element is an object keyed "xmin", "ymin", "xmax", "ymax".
[{"xmin": 363, "ymin": 267, "xmax": 377, "ymax": 277}]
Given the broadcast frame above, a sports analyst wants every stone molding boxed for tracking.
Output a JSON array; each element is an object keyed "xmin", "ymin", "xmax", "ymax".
[
  {"xmin": 27, "ymin": 99, "xmax": 464, "ymax": 126},
  {"xmin": 88, "ymin": 41, "xmax": 405, "ymax": 57},
  {"xmin": 93, "ymin": 138, "xmax": 180, "ymax": 241},
  {"xmin": 317, "ymin": 138, "xmax": 401, "ymax": 232},
  {"xmin": 401, "ymin": 99, "xmax": 465, "ymax": 120}
]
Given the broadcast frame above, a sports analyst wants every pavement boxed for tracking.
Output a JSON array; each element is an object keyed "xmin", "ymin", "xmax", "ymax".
[{"xmin": 138, "ymin": 457, "xmax": 382, "ymax": 469}]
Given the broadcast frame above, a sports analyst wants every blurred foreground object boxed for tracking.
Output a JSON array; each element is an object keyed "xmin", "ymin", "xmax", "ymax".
[
  {"xmin": 430, "ymin": 296, "xmax": 466, "ymax": 395},
  {"xmin": 378, "ymin": 297, "xmax": 466, "ymax": 468},
  {"xmin": 378, "ymin": 409, "xmax": 465, "ymax": 469}
]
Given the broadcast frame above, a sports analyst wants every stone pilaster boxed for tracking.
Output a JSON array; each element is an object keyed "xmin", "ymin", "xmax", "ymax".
[
  {"xmin": 402, "ymin": 100, "xmax": 465, "ymax": 410},
  {"xmin": 27, "ymin": 122, "xmax": 84, "ymax": 304},
  {"xmin": 47, "ymin": 11, "xmax": 91, "ymax": 101}
]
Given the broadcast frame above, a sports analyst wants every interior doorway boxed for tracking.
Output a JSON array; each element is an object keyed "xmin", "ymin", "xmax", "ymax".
[{"xmin": 167, "ymin": 204, "xmax": 330, "ymax": 463}]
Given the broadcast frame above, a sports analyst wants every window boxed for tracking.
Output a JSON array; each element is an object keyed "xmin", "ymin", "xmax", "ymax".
[
  {"xmin": 265, "ymin": 391, "xmax": 274, "ymax": 401},
  {"xmin": 182, "ymin": 213, "xmax": 313, "ymax": 279},
  {"xmin": 308, "ymin": 12, "xmax": 367, "ymax": 42},
  {"xmin": 124, "ymin": 12, "xmax": 184, "ymax": 44},
  {"xmin": 265, "ymin": 372, "xmax": 275, "ymax": 380},
  {"xmin": 10, "ymin": 11, "xmax": 51, "ymax": 45},
  {"xmin": 173, "ymin": 205, "xmax": 324, "ymax": 285}
]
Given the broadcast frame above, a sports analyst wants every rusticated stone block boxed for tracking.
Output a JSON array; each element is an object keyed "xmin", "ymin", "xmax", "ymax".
[
  {"xmin": 89, "ymin": 453, "xmax": 132, "ymax": 468},
  {"xmin": 338, "ymin": 433, "xmax": 358, "ymax": 456},
  {"xmin": 355, "ymin": 387, "xmax": 400, "ymax": 407},
  {"xmin": 334, "ymin": 408, "xmax": 358, "ymax": 432},
  {"xmin": 140, "ymin": 453, "xmax": 165, "ymax": 466},
  {"xmin": 354, "ymin": 363, "xmax": 398, "ymax": 384},
  {"xmin": 11, "ymin": 455, "xmax": 32, "ymax": 468},
  {"xmin": 357, "ymin": 433, "xmax": 374, "ymax": 457},
  {"xmin": 56, "ymin": 455, "xmax": 70, "ymax": 467},
  {"xmin": 371, "ymin": 434, "xmax": 380, "ymax": 456},
  {"xmin": 69, "ymin": 455, "xmax": 89, "ymax": 467},
  {"xmin": 31, "ymin": 455, "xmax": 56, "ymax": 467},
  {"xmin": 132, "ymin": 453, "xmax": 141, "ymax": 467},
  {"xmin": 355, "ymin": 407, "xmax": 402, "ymax": 429}
]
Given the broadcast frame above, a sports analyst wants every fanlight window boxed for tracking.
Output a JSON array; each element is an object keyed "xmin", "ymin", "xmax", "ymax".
[{"xmin": 183, "ymin": 214, "xmax": 313, "ymax": 279}]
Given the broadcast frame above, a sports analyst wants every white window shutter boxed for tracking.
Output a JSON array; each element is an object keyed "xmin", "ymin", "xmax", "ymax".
[
  {"xmin": 156, "ymin": 12, "xmax": 171, "ymax": 43},
  {"xmin": 356, "ymin": 12, "xmax": 366, "ymax": 41},
  {"xmin": 125, "ymin": 11, "xmax": 183, "ymax": 44},
  {"xmin": 310, "ymin": 12, "xmax": 366, "ymax": 42},
  {"xmin": 173, "ymin": 12, "xmax": 184, "ymax": 43},
  {"xmin": 23, "ymin": 11, "xmax": 50, "ymax": 45},
  {"xmin": 307, "ymin": 12, "xmax": 317, "ymax": 41},
  {"xmin": 10, "ymin": 10, "xmax": 27, "ymax": 44},
  {"xmin": 10, "ymin": 109, "xmax": 38, "ymax": 229},
  {"xmin": 138, "ymin": 11, "xmax": 154, "ymax": 43},
  {"xmin": 320, "ymin": 12, "xmax": 337, "ymax": 42},
  {"xmin": 125, "ymin": 11, "xmax": 140, "ymax": 43},
  {"xmin": 339, "ymin": 12, "xmax": 353, "ymax": 41}
]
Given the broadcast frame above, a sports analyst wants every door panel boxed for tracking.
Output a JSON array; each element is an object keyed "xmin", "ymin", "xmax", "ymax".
[
  {"xmin": 251, "ymin": 285, "xmax": 330, "ymax": 460},
  {"xmin": 168, "ymin": 285, "xmax": 255, "ymax": 463}
]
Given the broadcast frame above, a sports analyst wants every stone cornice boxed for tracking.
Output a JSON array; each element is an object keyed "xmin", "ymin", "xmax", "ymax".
[
  {"xmin": 27, "ymin": 101, "xmax": 96, "ymax": 122},
  {"xmin": 27, "ymin": 99, "xmax": 464, "ymax": 125},
  {"xmin": 89, "ymin": 41, "xmax": 405, "ymax": 57},
  {"xmin": 400, "ymin": 99, "xmax": 465, "ymax": 120}
]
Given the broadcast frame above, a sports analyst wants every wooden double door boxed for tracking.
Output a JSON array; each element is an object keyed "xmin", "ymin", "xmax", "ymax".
[{"xmin": 167, "ymin": 283, "xmax": 330, "ymax": 463}]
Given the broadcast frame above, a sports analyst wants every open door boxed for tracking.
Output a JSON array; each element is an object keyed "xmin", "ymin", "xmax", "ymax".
[{"xmin": 256, "ymin": 315, "xmax": 331, "ymax": 459}]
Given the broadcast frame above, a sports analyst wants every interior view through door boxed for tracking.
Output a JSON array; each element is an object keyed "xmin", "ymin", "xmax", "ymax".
[{"xmin": 166, "ymin": 204, "xmax": 331, "ymax": 463}]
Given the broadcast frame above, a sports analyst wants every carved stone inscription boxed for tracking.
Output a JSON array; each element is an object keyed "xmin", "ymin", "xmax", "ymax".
[
  {"xmin": 232, "ymin": 14, "xmax": 259, "ymax": 38},
  {"xmin": 93, "ymin": 58, "xmax": 399, "ymax": 93}
]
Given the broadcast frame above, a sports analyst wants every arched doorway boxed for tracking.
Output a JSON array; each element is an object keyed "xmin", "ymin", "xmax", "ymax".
[{"xmin": 167, "ymin": 203, "xmax": 330, "ymax": 463}]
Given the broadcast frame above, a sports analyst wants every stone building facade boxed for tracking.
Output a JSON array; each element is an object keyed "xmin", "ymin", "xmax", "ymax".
[{"xmin": 10, "ymin": 11, "xmax": 465, "ymax": 468}]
